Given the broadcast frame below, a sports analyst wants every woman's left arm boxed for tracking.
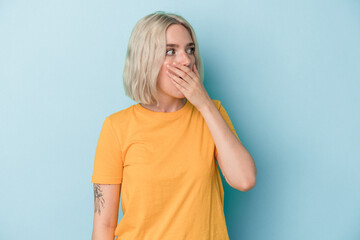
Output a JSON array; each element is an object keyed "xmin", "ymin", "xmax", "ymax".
[
  {"xmin": 199, "ymin": 101, "xmax": 257, "ymax": 192},
  {"xmin": 166, "ymin": 62, "xmax": 256, "ymax": 191}
]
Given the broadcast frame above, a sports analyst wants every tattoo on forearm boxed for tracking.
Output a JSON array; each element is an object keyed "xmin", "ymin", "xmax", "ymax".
[{"xmin": 94, "ymin": 184, "xmax": 105, "ymax": 215}]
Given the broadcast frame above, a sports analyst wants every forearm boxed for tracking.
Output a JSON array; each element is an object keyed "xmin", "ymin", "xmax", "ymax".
[
  {"xmin": 92, "ymin": 225, "xmax": 116, "ymax": 240},
  {"xmin": 199, "ymin": 100, "xmax": 256, "ymax": 190},
  {"xmin": 92, "ymin": 183, "xmax": 121, "ymax": 240}
]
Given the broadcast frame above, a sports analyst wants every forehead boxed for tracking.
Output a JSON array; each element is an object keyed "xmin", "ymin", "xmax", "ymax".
[{"xmin": 165, "ymin": 24, "xmax": 193, "ymax": 44}]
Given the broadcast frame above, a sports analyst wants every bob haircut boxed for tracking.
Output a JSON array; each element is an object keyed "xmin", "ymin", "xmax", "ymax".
[{"xmin": 123, "ymin": 11, "xmax": 204, "ymax": 106}]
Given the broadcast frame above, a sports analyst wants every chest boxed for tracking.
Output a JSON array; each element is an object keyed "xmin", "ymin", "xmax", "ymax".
[{"xmin": 121, "ymin": 117, "xmax": 216, "ymax": 185}]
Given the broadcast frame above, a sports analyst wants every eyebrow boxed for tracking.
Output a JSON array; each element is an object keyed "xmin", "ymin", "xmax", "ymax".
[{"xmin": 166, "ymin": 43, "xmax": 195, "ymax": 47}]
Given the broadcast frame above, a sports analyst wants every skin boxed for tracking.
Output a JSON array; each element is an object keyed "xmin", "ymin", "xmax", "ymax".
[
  {"xmin": 92, "ymin": 183, "xmax": 120, "ymax": 240},
  {"xmin": 94, "ymin": 184, "xmax": 105, "ymax": 215}
]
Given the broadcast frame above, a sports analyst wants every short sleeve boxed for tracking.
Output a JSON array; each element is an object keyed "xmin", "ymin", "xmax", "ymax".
[
  {"xmin": 91, "ymin": 117, "xmax": 124, "ymax": 184},
  {"xmin": 214, "ymin": 101, "xmax": 242, "ymax": 158}
]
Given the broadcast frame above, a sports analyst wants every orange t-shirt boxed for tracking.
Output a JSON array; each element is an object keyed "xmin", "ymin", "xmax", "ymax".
[{"xmin": 91, "ymin": 99, "xmax": 241, "ymax": 240}]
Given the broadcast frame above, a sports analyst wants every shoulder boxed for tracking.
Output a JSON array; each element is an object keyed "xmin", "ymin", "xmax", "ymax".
[{"xmin": 104, "ymin": 104, "xmax": 135, "ymax": 129}]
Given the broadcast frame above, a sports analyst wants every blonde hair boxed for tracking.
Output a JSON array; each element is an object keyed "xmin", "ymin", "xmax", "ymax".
[{"xmin": 123, "ymin": 11, "xmax": 204, "ymax": 106}]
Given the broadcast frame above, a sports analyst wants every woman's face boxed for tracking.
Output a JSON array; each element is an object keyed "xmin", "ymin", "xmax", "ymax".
[{"xmin": 157, "ymin": 24, "xmax": 196, "ymax": 99}]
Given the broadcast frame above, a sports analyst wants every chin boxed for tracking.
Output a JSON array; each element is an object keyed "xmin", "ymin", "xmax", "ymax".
[{"xmin": 165, "ymin": 85, "xmax": 185, "ymax": 98}]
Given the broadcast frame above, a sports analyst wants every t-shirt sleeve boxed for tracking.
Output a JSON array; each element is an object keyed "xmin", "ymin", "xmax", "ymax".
[
  {"xmin": 91, "ymin": 117, "xmax": 124, "ymax": 184},
  {"xmin": 214, "ymin": 100, "xmax": 242, "ymax": 158}
]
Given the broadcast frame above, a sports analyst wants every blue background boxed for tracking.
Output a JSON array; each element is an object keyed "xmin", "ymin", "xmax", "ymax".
[{"xmin": 1, "ymin": 0, "xmax": 359, "ymax": 239}]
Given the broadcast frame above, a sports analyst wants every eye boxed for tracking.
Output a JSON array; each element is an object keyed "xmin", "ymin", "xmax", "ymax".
[
  {"xmin": 166, "ymin": 49, "xmax": 175, "ymax": 56},
  {"xmin": 166, "ymin": 47, "xmax": 195, "ymax": 56},
  {"xmin": 187, "ymin": 47, "xmax": 195, "ymax": 55}
]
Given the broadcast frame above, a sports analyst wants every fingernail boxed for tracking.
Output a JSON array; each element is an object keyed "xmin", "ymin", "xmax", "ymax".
[{"xmin": 172, "ymin": 62, "xmax": 177, "ymax": 65}]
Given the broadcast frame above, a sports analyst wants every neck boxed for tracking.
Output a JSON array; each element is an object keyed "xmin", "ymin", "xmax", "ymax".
[{"xmin": 140, "ymin": 98, "xmax": 187, "ymax": 113}]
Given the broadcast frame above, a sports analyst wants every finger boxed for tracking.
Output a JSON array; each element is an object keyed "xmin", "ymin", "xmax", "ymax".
[
  {"xmin": 166, "ymin": 64, "xmax": 192, "ymax": 84},
  {"xmin": 171, "ymin": 76, "xmax": 186, "ymax": 91},
  {"xmin": 166, "ymin": 70, "xmax": 190, "ymax": 90},
  {"xmin": 169, "ymin": 73, "xmax": 188, "ymax": 93},
  {"xmin": 170, "ymin": 64, "xmax": 198, "ymax": 82},
  {"xmin": 168, "ymin": 65, "xmax": 192, "ymax": 83}
]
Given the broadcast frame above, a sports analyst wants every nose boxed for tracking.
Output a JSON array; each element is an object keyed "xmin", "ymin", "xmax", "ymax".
[{"xmin": 177, "ymin": 50, "xmax": 191, "ymax": 67}]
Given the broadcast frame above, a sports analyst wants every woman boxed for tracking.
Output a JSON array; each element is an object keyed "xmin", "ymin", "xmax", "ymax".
[{"xmin": 91, "ymin": 11, "xmax": 256, "ymax": 240}]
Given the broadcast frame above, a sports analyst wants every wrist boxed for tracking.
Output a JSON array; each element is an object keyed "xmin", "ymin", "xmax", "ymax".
[{"xmin": 199, "ymin": 98, "xmax": 216, "ymax": 115}]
